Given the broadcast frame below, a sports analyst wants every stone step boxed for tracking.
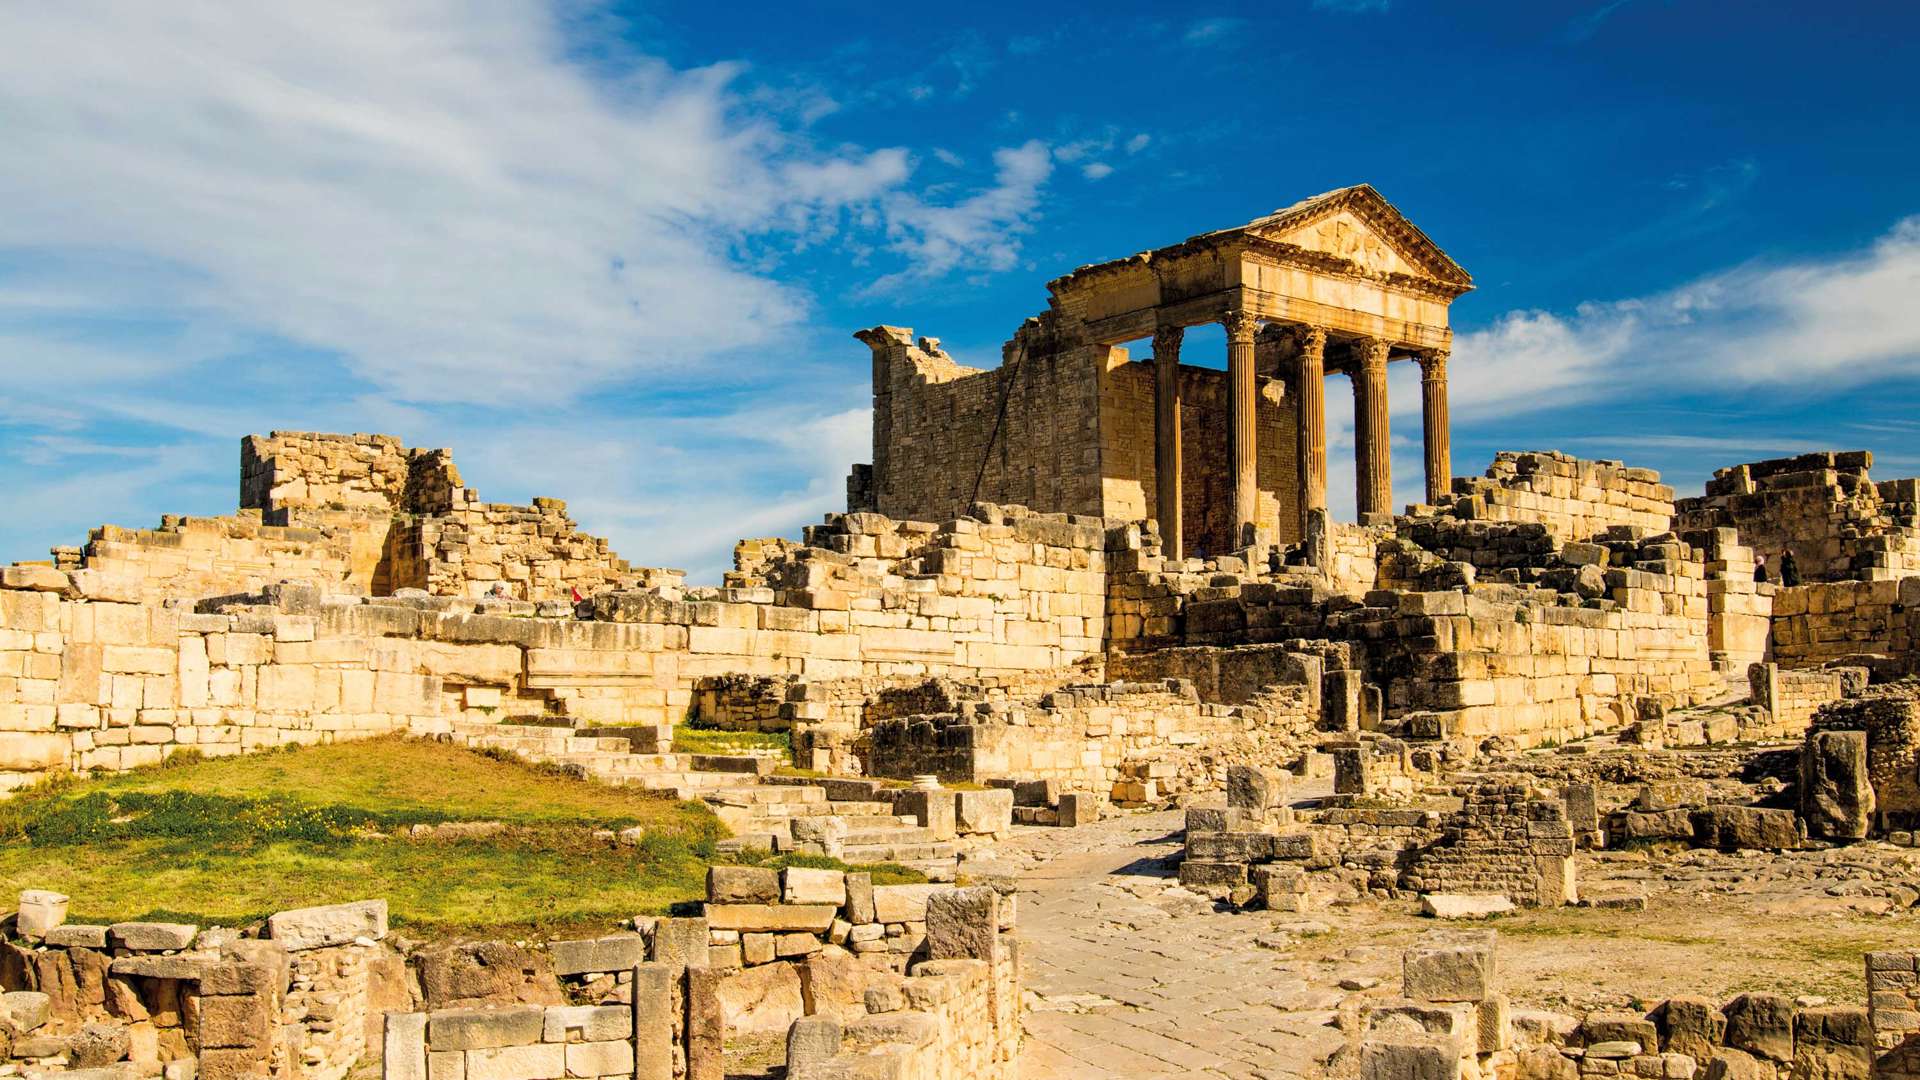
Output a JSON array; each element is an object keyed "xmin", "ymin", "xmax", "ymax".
[
  {"xmin": 842, "ymin": 826, "xmax": 938, "ymax": 847},
  {"xmin": 703, "ymin": 785, "xmax": 827, "ymax": 808},
  {"xmin": 840, "ymin": 842, "xmax": 958, "ymax": 864}
]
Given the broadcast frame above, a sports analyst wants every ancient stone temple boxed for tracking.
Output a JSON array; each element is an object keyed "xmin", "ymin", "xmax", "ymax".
[{"xmin": 850, "ymin": 184, "xmax": 1473, "ymax": 558}]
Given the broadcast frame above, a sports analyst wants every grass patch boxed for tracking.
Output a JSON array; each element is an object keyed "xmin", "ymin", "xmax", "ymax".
[
  {"xmin": 0, "ymin": 738, "xmax": 730, "ymax": 937},
  {"xmin": 671, "ymin": 726, "xmax": 792, "ymax": 759},
  {"xmin": 0, "ymin": 736, "xmax": 928, "ymax": 938}
]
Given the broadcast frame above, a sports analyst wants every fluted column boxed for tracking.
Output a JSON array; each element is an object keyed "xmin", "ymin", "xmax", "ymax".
[
  {"xmin": 1418, "ymin": 349, "xmax": 1451, "ymax": 505},
  {"xmin": 1225, "ymin": 308, "xmax": 1259, "ymax": 546},
  {"xmin": 1152, "ymin": 324, "xmax": 1185, "ymax": 561},
  {"xmin": 1353, "ymin": 337, "xmax": 1392, "ymax": 518},
  {"xmin": 1293, "ymin": 326, "xmax": 1328, "ymax": 533}
]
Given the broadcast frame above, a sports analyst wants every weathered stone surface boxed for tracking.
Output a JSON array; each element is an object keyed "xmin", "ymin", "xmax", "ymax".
[
  {"xmin": 954, "ymin": 788, "xmax": 1013, "ymax": 836},
  {"xmin": 1403, "ymin": 933, "xmax": 1495, "ymax": 1003},
  {"xmin": 872, "ymin": 884, "xmax": 944, "ymax": 924},
  {"xmin": 783, "ymin": 867, "xmax": 846, "ymax": 906},
  {"xmin": 3, "ymin": 991, "xmax": 51, "ymax": 1033},
  {"xmin": 541, "ymin": 1005, "xmax": 631, "ymax": 1043},
  {"xmin": 1653, "ymin": 996, "xmax": 1726, "ymax": 1060},
  {"xmin": 1226, "ymin": 765, "xmax": 1287, "ymax": 811},
  {"xmin": 1583, "ymin": 1012, "xmax": 1658, "ymax": 1053},
  {"xmin": 1057, "ymin": 792, "xmax": 1098, "ymax": 828},
  {"xmin": 649, "ymin": 916, "xmax": 709, "ymax": 969},
  {"xmin": 1691, "ymin": 806, "xmax": 1801, "ymax": 851},
  {"xmin": 798, "ymin": 946, "xmax": 867, "ymax": 1024},
  {"xmin": 1792, "ymin": 1006, "xmax": 1870, "ymax": 1080},
  {"xmin": 702, "ymin": 904, "xmax": 836, "ymax": 934},
  {"xmin": 1722, "ymin": 993, "xmax": 1795, "ymax": 1063},
  {"xmin": 786, "ymin": 1016, "xmax": 843, "ymax": 1075},
  {"xmin": 925, "ymin": 886, "xmax": 998, "ymax": 963},
  {"xmin": 714, "ymin": 960, "xmax": 804, "ymax": 1035},
  {"xmin": 416, "ymin": 943, "xmax": 562, "ymax": 1009},
  {"xmin": 16, "ymin": 891, "xmax": 68, "ymax": 938},
  {"xmin": 1361, "ymin": 1036, "xmax": 1466, "ymax": 1080},
  {"xmin": 43, "ymin": 925, "xmax": 109, "ymax": 949},
  {"xmin": 1801, "ymin": 730, "xmax": 1873, "ymax": 841},
  {"xmin": 426, "ymin": 1006, "xmax": 545, "ymax": 1051},
  {"xmin": 108, "ymin": 922, "xmax": 196, "ymax": 952},
  {"xmin": 548, "ymin": 935, "xmax": 645, "ymax": 976},
  {"xmin": 384, "ymin": 1013, "xmax": 427, "ymax": 1080},
  {"xmin": 563, "ymin": 1040, "xmax": 633, "ymax": 1079},
  {"xmin": 465, "ymin": 1044, "xmax": 563, "ymax": 1080},
  {"xmin": 1420, "ymin": 894, "xmax": 1514, "ymax": 920},
  {"xmin": 264, "ymin": 899, "xmax": 385, "ymax": 950},
  {"xmin": 706, "ymin": 866, "xmax": 779, "ymax": 905},
  {"xmin": 70, "ymin": 1023, "xmax": 131, "ymax": 1069}
]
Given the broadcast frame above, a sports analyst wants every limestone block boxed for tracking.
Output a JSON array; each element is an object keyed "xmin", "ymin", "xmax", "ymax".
[
  {"xmin": 427, "ymin": 1006, "xmax": 546, "ymax": 1050},
  {"xmin": 17, "ymin": 889, "xmax": 69, "ymax": 938},
  {"xmin": 797, "ymin": 947, "xmax": 868, "ymax": 1024},
  {"xmin": 843, "ymin": 873, "xmax": 875, "ymax": 925},
  {"xmin": 1801, "ymin": 730, "xmax": 1872, "ymax": 841},
  {"xmin": 1361, "ymin": 1036, "xmax": 1467, "ymax": 1080},
  {"xmin": 266, "ymin": 899, "xmax": 386, "ymax": 950},
  {"xmin": 4, "ymin": 991, "xmax": 51, "ymax": 1033},
  {"xmin": 44, "ymin": 924, "xmax": 109, "ymax": 948},
  {"xmin": 1420, "ymin": 894, "xmax": 1514, "ymax": 920},
  {"xmin": 1403, "ymin": 933, "xmax": 1495, "ymax": 1003},
  {"xmin": 109, "ymin": 922, "xmax": 196, "ymax": 952},
  {"xmin": 895, "ymin": 788, "xmax": 957, "ymax": 841},
  {"xmin": 872, "ymin": 884, "xmax": 944, "ymax": 924},
  {"xmin": 1227, "ymin": 765, "xmax": 1289, "ymax": 811},
  {"xmin": 384, "ymin": 1013, "xmax": 427, "ymax": 1080},
  {"xmin": 1691, "ymin": 806, "xmax": 1801, "ymax": 852},
  {"xmin": 954, "ymin": 788, "xmax": 1013, "ymax": 836},
  {"xmin": 924, "ymin": 887, "xmax": 998, "ymax": 963},
  {"xmin": 685, "ymin": 966, "xmax": 725, "ymax": 1080},
  {"xmin": 548, "ymin": 935, "xmax": 645, "ymax": 977},
  {"xmin": 786, "ymin": 1016, "xmax": 844, "ymax": 1075},
  {"xmin": 1584, "ymin": 1012, "xmax": 1659, "ymax": 1053},
  {"xmin": 714, "ymin": 960, "xmax": 804, "ymax": 1036},
  {"xmin": 1057, "ymin": 791, "xmax": 1099, "ymax": 827},
  {"xmin": 1791, "ymin": 1006, "xmax": 1869, "ymax": 1080},
  {"xmin": 1652, "ymin": 996, "xmax": 1726, "ymax": 1060},
  {"xmin": 706, "ymin": 866, "xmax": 779, "ymax": 905},
  {"xmin": 782, "ymin": 868, "xmax": 845, "ymax": 906},
  {"xmin": 563, "ymin": 1041, "xmax": 633, "ymax": 1079},
  {"xmin": 648, "ymin": 917, "xmax": 709, "ymax": 969},
  {"xmin": 1722, "ymin": 993, "xmax": 1795, "ymax": 1063},
  {"xmin": 631, "ymin": 964, "xmax": 673, "ymax": 1080},
  {"xmin": 702, "ymin": 905, "xmax": 835, "ymax": 934},
  {"xmin": 464, "ymin": 1044, "xmax": 563, "ymax": 1080}
]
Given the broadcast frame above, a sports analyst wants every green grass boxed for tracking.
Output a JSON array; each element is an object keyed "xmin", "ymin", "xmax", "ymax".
[
  {"xmin": 0, "ymin": 737, "xmax": 919, "ymax": 938},
  {"xmin": 670, "ymin": 725, "xmax": 792, "ymax": 758}
]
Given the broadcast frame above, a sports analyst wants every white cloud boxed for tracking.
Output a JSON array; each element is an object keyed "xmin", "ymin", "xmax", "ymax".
[
  {"xmin": 865, "ymin": 141, "xmax": 1054, "ymax": 292},
  {"xmin": 0, "ymin": 1, "xmax": 1049, "ymax": 408},
  {"xmin": 1184, "ymin": 18, "xmax": 1246, "ymax": 43},
  {"xmin": 1082, "ymin": 163, "xmax": 1114, "ymax": 181},
  {"xmin": 1448, "ymin": 216, "xmax": 1920, "ymax": 417},
  {"xmin": 1125, "ymin": 134, "xmax": 1152, "ymax": 155}
]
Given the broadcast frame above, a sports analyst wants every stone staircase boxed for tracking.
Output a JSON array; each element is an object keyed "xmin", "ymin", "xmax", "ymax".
[{"xmin": 443, "ymin": 721, "xmax": 958, "ymax": 879}]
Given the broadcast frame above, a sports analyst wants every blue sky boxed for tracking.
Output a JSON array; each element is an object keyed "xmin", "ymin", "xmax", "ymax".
[{"xmin": 2, "ymin": 1, "xmax": 1916, "ymax": 580}]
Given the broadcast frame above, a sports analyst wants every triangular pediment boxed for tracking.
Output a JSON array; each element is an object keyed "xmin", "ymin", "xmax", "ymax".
[{"xmin": 1239, "ymin": 185, "xmax": 1473, "ymax": 291}]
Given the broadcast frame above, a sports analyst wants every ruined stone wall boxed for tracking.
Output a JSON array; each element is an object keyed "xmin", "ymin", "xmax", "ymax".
[
  {"xmin": 858, "ymin": 325, "xmax": 1106, "ymax": 527},
  {"xmin": 0, "ymin": 505, "xmax": 1123, "ymax": 787},
  {"xmin": 1676, "ymin": 451, "xmax": 1920, "ymax": 583},
  {"xmin": 55, "ymin": 512, "xmax": 389, "ymax": 603},
  {"xmin": 392, "ymin": 496, "xmax": 630, "ymax": 602},
  {"xmin": 1770, "ymin": 577, "xmax": 1920, "ymax": 670},
  {"xmin": 863, "ymin": 678, "xmax": 1319, "ymax": 800},
  {"xmin": 1812, "ymin": 682, "xmax": 1920, "ymax": 823},
  {"xmin": 1097, "ymin": 354, "xmax": 1302, "ymax": 554},
  {"xmin": 241, "ymin": 432, "xmax": 412, "ymax": 516},
  {"xmin": 1400, "ymin": 779, "xmax": 1577, "ymax": 906},
  {"xmin": 1441, "ymin": 451, "xmax": 1674, "ymax": 541}
]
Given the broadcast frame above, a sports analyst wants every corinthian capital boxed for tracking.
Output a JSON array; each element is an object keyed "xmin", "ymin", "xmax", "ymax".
[
  {"xmin": 1152, "ymin": 323, "xmax": 1184, "ymax": 360},
  {"xmin": 1356, "ymin": 336, "xmax": 1390, "ymax": 372},
  {"xmin": 1419, "ymin": 349, "xmax": 1449, "ymax": 380},
  {"xmin": 1222, "ymin": 308, "xmax": 1258, "ymax": 343}
]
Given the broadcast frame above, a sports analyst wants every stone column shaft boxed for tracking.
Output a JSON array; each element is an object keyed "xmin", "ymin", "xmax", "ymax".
[
  {"xmin": 1294, "ymin": 327, "xmax": 1328, "ymax": 533},
  {"xmin": 1420, "ymin": 350, "xmax": 1451, "ymax": 505},
  {"xmin": 1152, "ymin": 325, "xmax": 1185, "ymax": 561},
  {"xmin": 1225, "ymin": 310, "xmax": 1259, "ymax": 546},
  {"xmin": 1353, "ymin": 338, "xmax": 1392, "ymax": 518}
]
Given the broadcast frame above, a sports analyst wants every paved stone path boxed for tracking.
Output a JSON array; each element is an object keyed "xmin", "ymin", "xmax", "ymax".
[{"xmin": 978, "ymin": 806, "xmax": 1353, "ymax": 1080}]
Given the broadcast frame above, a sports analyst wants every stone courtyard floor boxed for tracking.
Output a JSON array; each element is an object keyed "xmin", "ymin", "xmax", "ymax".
[{"xmin": 973, "ymin": 795, "xmax": 1920, "ymax": 1080}]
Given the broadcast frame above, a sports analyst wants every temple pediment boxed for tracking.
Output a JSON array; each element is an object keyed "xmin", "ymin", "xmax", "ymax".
[{"xmin": 1239, "ymin": 185, "xmax": 1473, "ymax": 293}]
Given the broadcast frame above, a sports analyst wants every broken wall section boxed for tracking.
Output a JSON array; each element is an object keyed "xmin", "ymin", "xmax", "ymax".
[
  {"xmin": 1437, "ymin": 450, "xmax": 1675, "ymax": 541},
  {"xmin": 1675, "ymin": 450, "xmax": 1920, "ymax": 583}
]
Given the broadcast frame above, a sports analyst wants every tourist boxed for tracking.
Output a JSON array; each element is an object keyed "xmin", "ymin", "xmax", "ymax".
[
  {"xmin": 1754, "ymin": 554, "xmax": 1769, "ymax": 584},
  {"xmin": 1780, "ymin": 549, "xmax": 1801, "ymax": 587}
]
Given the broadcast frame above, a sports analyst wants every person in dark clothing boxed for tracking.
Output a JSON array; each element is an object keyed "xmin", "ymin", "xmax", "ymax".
[
  {"xmin": 1754, "ymin": 554, "xmax": 1769, "ymax": 584},
  {"xmin": 1779, "ymin": 549, "xmax": 1801, "ymax": 587}
]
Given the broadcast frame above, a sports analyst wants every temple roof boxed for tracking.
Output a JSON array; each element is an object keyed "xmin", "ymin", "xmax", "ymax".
[{"xmin": 1050, "ymin": 183, "xmax": 1473, "ymax": 296}]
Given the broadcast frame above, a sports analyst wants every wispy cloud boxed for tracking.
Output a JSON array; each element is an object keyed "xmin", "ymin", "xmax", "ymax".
[
  {"xmin": 1566, "ymin": 0, "xmax": 1635, "ymax": 42},
  {"xmin": 1448, "ymin": 216, "xmax": 1920, "ymax": 418},
  {"xmin": 1312, "ymin": 0, "xmax": 1391, "ymax": 14},
  {"xmin": 1185, "ymin": 17, "xmax": 1246, "ymax": 44},
  {"xmin": 865, "ymin": 141, "xmax": 1055, "ymax": 293}
]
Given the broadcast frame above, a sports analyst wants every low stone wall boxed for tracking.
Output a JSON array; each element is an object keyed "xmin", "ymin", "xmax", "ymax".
[
  {"xmin": 862, "ymin": 678, "xmax": 1318, "ymax": 803},
  {"xmin": 1812, "ymin": 680, "xmax": 1920, "ymax": 831},
  {"xmin": 1751, "ymin": 662, "xmax": 1868, "ymax": 736},
  {"xmin": 51, "ymin": 511, "xmax": 390, "ymax": 604},
  {"xmin": 390, "ymin": 496, "xmax": 631, "ymax": 602},
  {"xmin": 1401, "ymin": 780, "xmax": 1576, "ymax": 906},
  {"xmin": 1358, "ymin": 932, "xmax": 1881, "ymax": 1080},
  {"xmin": 1771, "ymin": 577, "xmax": 1920, "ymax": 670}
]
